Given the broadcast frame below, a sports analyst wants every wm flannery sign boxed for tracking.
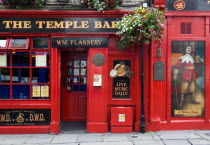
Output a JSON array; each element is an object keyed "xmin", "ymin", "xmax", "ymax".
[{"xmin": 0, "ymin": 18, "xmax": 118, "ymax": 33}]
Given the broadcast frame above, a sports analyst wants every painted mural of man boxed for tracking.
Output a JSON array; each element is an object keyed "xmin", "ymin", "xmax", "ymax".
[{"xmin": 173, "ymin": 45, "xmax": 203, "ymax": 108}]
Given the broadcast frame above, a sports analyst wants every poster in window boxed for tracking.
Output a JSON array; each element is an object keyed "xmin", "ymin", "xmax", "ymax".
[
  {"xmin": 32, "ymin": 85, "xmax": 40, "ymax": 97},
  {"xmin": 171, "ymin": 41, "xmax": 205, "ymax": 117},
  {"xmin": 36, "ymin": 53, "xmax": 47, "ymax": 67},
  {"xmin": 0, "ymin": 53, "xmax": 7, "ymax": 67},
  {"xmin": 81, "ymin": 60, "xmax": 86, "ymax": 67},
  {"xmin": 81, "ymin": 69, "xmax": 86, "ymax": 75},
  {"xmin": 41, "ymin": 85, "xmax": 49, "ymax": 97},
  {"xmin": 74, "ymin": 69, "xmax": 79, "ymax": 75}
]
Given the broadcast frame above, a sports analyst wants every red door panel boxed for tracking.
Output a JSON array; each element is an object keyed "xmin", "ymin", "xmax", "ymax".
[{"xmin": 61, "ymin": 51, "xmax": 87, "ymax": 121}]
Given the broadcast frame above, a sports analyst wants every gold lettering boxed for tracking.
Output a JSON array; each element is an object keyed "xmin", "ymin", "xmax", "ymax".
[
  {"xmin": 87, "ymin": 40, "xmax": 91, "ymax": 45},
  {"xmin": 65, "ymin": 21, "xmax": 73, "ymax": 28},
  {"xmin": 94, "ymin": 21, "xmax": 102, "ymax": 28},
  {"xmin": 30, "ymin": 114, "xmax": 33, "ymax": 121},
  {"xmin": 111, "ymin": 21, "xmax": 118, "ymax": 28},
  {"xmin": 78, "ymin": 40, "xmax": 83, "ymax": 45},
  {"xmin": 56, "ymin": 40, "xmax": 68, "ymax": 45},
  {"xmin": 36, "ymin": 21, "xmax": 45, "ymax": 28},
  {"xmin": 34, "ymin": 114, "xmax": 39, "ymax": 121},
  {"xmin": 56, "ymin": 40, "xmax": 62, "ymax": 45},
  {"xmin": 103, "ymin": 21, "xmax": 111, "ymax": 28},
  {"xmin": 13, "ymin": 21, "xmax": 22, "ymax": 28},
  {"xmin": 54, "ymin": 21, "xmax": 65, "ymax": 28},
  {"xmin": 0, "ymin": 114, "xmax": 5, "ymax": 122},
  {"xmin": 73, "ymin": 21, "xmax": 81, "ymax": 28},
  {"xmin": 23, "ymin": 21, "xmax": 31, "ymax": 28},
  {"xmin": 46, "ymin": 21, "xmax": 54, "ymax": 28},
  {"xmin": 82, "ymin": 40, "xmax": 87, "ymax": 45},
  {"xmin": 81, "ymin": 21, "xmax": 89, "ymax": 28},
  {"xmin": 3, "ymin": 21, "xmax": 12, "ymax": 28}
]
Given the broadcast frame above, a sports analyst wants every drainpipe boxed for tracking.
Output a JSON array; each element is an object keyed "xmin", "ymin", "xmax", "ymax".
[{"xmin": 140, "ymin": 43, "xmax": 146, "ymax": 133}]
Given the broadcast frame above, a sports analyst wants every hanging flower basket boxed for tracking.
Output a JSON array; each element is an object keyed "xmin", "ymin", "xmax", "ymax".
[
  {"xmin": 3, "ymin": 0, "xmax": 45, "ymax": 9},
  {"xmin": 116, "ymin": 7, "xmax": 166, "ymax": 47},
  {"xmin": 81, "ymin": 0, "xmax": 121, "ymax": 12}
]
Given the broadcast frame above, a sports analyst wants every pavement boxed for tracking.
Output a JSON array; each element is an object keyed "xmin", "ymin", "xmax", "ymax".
[{"xmin": 1, "ymin": 130, "xmax": 210, "ymax": 145}]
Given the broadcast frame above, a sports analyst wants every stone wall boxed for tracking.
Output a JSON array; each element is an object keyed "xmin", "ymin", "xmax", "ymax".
[{"xmin": 0, "ymin": 0, "xmax": 144, "ymax": 11}]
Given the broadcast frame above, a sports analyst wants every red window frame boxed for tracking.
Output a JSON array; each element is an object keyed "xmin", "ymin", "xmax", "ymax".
[{"xmin": 8, "ymin": 38, "xmax": 29, "ymax": 50}]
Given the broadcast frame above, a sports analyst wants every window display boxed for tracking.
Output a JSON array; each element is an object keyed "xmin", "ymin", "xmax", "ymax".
[{"xmin": 0, "ymin": 37, "xmax": 50, "ymax": 100}]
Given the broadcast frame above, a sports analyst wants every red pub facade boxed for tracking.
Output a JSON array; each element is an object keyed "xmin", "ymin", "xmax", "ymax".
[{"xmin": 0, "ymin": 0, "xmax": 210, "ymax": 134}]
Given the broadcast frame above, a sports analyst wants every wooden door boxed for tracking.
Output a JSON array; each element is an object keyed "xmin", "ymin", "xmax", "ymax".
[{"xmin": 61, "ymin": 51, "xmax": 87, "ymax": 121}]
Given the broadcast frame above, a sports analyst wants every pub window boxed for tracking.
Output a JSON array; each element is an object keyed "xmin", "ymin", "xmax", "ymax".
[
  {"xmin": 112, "ymin": 60, "xmax": 131, "ymax": 99},
  {"xmin": 0, "ymin": 37, "xmax": 50, "ymax": 100},
  {"xmin": 32, "ymin": 37, "xmax": 48, "ymax": 49},
  {"xmin": 0, "ymin": 38, "xmax": 9, "ymax": 49},
  {"xmin": 8, "ymin": 38, "xmax": 29, "ymax": 49},
  {"xmin": 180, "ymin": 22, "xmax": 192, "ymax": 34}
]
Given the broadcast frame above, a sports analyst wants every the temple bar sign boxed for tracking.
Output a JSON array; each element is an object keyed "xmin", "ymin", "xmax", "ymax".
[
  {"xmin": 52, "ymin": 37, "xmax": 108, "ymax": 47},
  {"xmin": 0, "ymin": 18, "xmax": 118, "ymax": 33}
]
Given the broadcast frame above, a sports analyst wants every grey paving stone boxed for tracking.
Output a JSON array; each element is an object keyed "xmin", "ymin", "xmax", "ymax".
[
  {"xmin": 44, "ymin": 143, "xmax": 79, "ymax": 145},
  {"xmin": 51, "ymin": 134, "xmax": 78, "ymax": 144},
  {"xmin": 0, "ymin": 136, "xmax": 5, "ymax": 142},
  {"xmin": 0, "ymin": 135, "xmax": 30, "ymax": 144},
  {"xmin": 151, "ymin": 132, "xmax": 162, "ymax": 140},
  {"xmin": 156, "ymin": 130, "xmax": 201, "ymax": 140},
  {"xmin": 188, "ymin": 138, "xmax": 210, "ymax": 145},
  {"xmin": 163, "ymin": 140, "xmax": 191, "ymax": 145},
  {"xmin": 80, "ymin": 141, "xmax": 133, "ymax": 145},
  {"xmin": 196, "ymin": 131, "xmax": 210, "ymax": 140},
  {"xmin": 25, "ymin": 135, "xmax": 54, "ymax": 144},
  {"xmin": 103, "ymin": 134, "xmax": 129, "ymax": 142},
  {"xmin": 77, "ymin": 134, "xmax": 103, "ymax": 142},
  {"xmin": 129, "ymin": 132, "xmax": 154, "ymax": 140},
  {"xmin": 134, "ymin": 140, "xmax": 164, "ymax": 145}
]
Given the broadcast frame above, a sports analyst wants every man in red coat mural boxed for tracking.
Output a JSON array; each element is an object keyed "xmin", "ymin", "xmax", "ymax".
[{"xmin": 173, "ymin": 45, "xmax": 203, "ymax": 108}]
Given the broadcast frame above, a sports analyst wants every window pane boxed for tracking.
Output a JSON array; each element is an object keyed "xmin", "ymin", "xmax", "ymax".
[
  {"xmin": 0, "ymin": 85, "xmax": 10, "ymax": 99},
  {"xmin": 33, "ymin": 38, "xmax": 48, "ymax": 49},
  {"xmin": 10, "ymin": 38, "xmax": 27, "ymax": 48},
  {"xmin": 32, "ymin": 52, "xmax": 50, "ymax": 67},
  {"xmin": 12, "ymin": 85, "xmax": 30, "ymax": 99},
  {"xmin": 32, "ymin": 68, "xmax": 49, "ymax": 83},
  {"xmin": 12, "ymin": 52, "xmax": 30, "ymax": 66},
  {"xmin": 0, "ymin": 68, "xmax": 10, "ymax": 83},
  {"xmin": 12, "ymin": 68, "xmax": 30, "ymax": 83},
  {"xmin": 0, "ymin": 52, "xmax": 10, "ymax": 67},
  {"xmin": 80, "ymin": 85, "xmax": 86, "ymax": 91},
  {"xmin": 0, "ymin": 38, "xmax": 7, "ymax": 48}
]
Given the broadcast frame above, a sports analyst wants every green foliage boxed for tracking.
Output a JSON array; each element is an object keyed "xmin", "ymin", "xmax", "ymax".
[
  {"xmin": 116, "ymin": 7, "xmax": 167, "ymax": 47},
  {"xmin": 81, "ymin": 0, "xmax": 121, "ymax": 12},
  {"xmin": 3, "ymin": 0, "xmax": 45, "ymax": 9}
]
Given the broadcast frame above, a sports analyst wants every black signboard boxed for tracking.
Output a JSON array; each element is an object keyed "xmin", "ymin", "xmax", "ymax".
[
  {"xmin": 112, "ymin": 60, "xmax": 130, "ymax": 99},
  {"xmin": 0, "ymin": 18, "xmax": 118, "ymax": 33},
  {"xmin": 167, "ymin": 0, "xmax": 210, "ymax": 11},
  {"xmin": 154, "ymin": 60, "xmax": 165, "ymax": 81},
  {"xmin": 52, "ymin": 37, "xmax": 108, "ymax": 47},
  {"xmin": 0, "ymin": 109, "xmax": 50, "ymax": 126}
]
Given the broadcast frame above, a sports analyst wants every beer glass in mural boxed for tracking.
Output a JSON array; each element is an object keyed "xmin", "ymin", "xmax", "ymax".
[{"xmin": 171, "ymin": 41, "xmax": 205, "ymax": 117}]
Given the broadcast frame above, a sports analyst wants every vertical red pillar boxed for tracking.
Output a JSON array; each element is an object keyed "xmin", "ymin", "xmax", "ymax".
[
  {"xmin": 87, "ymin": 48, "xmax": 108, "ymax": 133},
  {"xmin": 50, "ymin": 48, "xmax": 60, "ymax": 134}
]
